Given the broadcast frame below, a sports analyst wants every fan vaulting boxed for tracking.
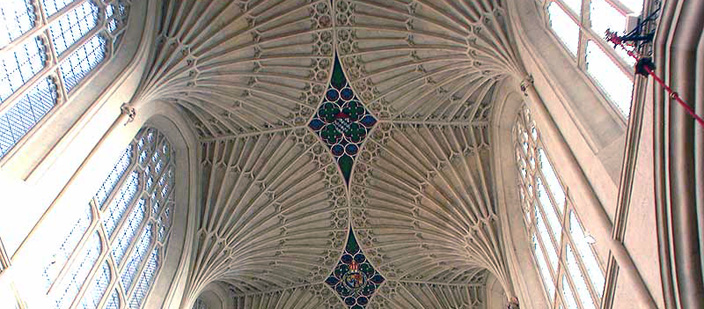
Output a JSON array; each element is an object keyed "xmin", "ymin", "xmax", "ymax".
[{"xmin": 132, "ymin": 0, "xmax": 523, "ymax": 307}]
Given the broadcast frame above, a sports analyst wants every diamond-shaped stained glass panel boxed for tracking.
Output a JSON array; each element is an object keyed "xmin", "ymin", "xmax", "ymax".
[
  {"xmin": 309, "ymin": 56, "xmax": 376, "ymax": 185},
  {"xmin": 326, "ymin": 229, "xmax": 384, "ymax": 308}
]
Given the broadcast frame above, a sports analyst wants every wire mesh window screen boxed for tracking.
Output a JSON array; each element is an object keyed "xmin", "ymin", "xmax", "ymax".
[
  {"xmin": 0, "ymin": 0, "xmax": 131, "ymax": 160},
  {"xmin": 514, "ymin": 105, "xmax": 606, "ymax": 308},
  {"xmin": 44, "ymin": 127, "xmax": 175, "ymax": 309}
]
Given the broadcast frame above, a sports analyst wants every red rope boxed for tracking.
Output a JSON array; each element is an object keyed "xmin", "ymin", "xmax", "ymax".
[{"xmin": 605, "ymin": 31, "xmax": 704, "ymax": 128}]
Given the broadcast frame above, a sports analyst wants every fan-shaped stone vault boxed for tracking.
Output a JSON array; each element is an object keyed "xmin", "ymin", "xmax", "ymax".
[{"xmin": 132, "ymin": 0, "xmax": 524, "ymax": 307}]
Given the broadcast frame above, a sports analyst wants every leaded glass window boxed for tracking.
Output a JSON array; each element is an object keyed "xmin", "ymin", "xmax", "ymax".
[
  {"xmin": 540, "ymin": 0, "xmax": 646, "ymax": 118},
  {"xmin": 0, "ymin": 0, "xmax": 131, "ymax": 160},
  {"xmin": 515, "ymin": 105, "xmax": 605, "ymax": 308},
  {"xmin": 44, "ymin": 128, "xmax": 175, "ymax": 309},
  {"xmin": 192, "ymin": 298, "xmax": 207, "ymax": 309}
]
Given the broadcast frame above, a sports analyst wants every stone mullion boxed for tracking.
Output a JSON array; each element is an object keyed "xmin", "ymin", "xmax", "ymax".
[
  {"xmin": 47, "ymin": 201, "xmax": 101, "ymax": 295},
  {"xmin": 577, "ymin": 0, "xmax": 590, "ymax": 69},
  {"xmin": 93, "ymin": 259, "xmax": 119, "ymax": 309},
  {"xmin": 68, "ymin": 220, "xmax": 110, "ymax": 309},
  {"xmin": 124, "ymin": 232, "xmax": 158, "ymax": 301},
  {"xmin": 563, "ymin": 205, "xmax": 604, "ymax": 306}
]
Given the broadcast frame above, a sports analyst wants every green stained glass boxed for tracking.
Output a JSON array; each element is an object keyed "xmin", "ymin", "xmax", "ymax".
[
  {"xmin": 326, "ymin": 229, "xmax": 384, "ymax": 308},
  {"xmin": 309, "ymin": 55, "xmax": 376, "ymax": 185},
  {"xmin": 331, "ymin": 56, "xmax": 346, "ymax": 89}
]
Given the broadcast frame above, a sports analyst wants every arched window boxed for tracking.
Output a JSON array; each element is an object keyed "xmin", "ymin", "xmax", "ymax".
[
  {"xmin": 541, "ymin": 0, "xmax": 645, "ymax": 118},
  {"xmin": 42, "ymin": 127, "xmax": 175, "ymax": 309},
  {"xmin": 192, "ymin": 298, "xmax": 207, "ymax": 309},
  {"xmin": 514, "ymin": 105, "xmax": 606, "ymax": 308},
  {"xmin": 0, "ymin": 0, "xmax": 130, "ymax": 159}
]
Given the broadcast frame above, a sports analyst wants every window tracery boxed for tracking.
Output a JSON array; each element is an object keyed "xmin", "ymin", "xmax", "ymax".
[
  {"xmin": 43, "ymin": 127, "xmax": 175, "ymax": 309},
  {"xmin": 515, "ymin": 105, "xmax": 605, "ymax": 308},
  {"xmin": 541, "ymin": 0, "xmax": 645, "ymax": 118},
  {"xmin": 0, "ymin": 0, "xmax": 131, "ymax": 159}
]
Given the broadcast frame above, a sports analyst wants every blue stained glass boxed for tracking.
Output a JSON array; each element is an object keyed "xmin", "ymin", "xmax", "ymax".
[
  {"xmin": 94, "ymin": 146, "xmax": 133, "ymax": 208},
  {"xmin": 0, "ymin": 36, "xmax": 46, "ymax": 103},
  {"xmin": 77, "ymin": 260, "xmax": 111, "ymax": 309},
  {"xmin": 0, "ymin": 0, "xmax": 36, "ymax": 48},
  {"xmin": 104, "ymin": 289, "xmax": 120, "ymax": 309},
  {"xmin": 51, "ymin": 232, "xmax": 102, "ymax": 309},
  {"xmin": 326, "ymin": 229, "xmax": 384, "ymax": 308},
  {"xmin": 158, "ymin": 207, "xmax": 171, "ymax": 243},
  {"xmin": 0, "ymin": 77, "xmax": 57, "ymax": 158},
  {"xmin": 120, "ymin": 223, "xmax": 153, "ymax": 292},
  {"xmin": 43, "ymin": 202, "xmax": 92, "ymax": 289},
  {"xmin": 42, "ymin": 0, "xmax": 77, "ymax": 17},
  {"xmin": 308, "ymin": 56, "xmax": 376, "ymax": 185},
  {"xmin": 112, "ymin": 199, "xmax": 146, "ymax": 265},
  {"xmin": 102, "ymin": 171, "xmax": 139, "ymax": 237},
  {"xmin": 128, "ymin": 247, "xmax": 159, "ymax": 308},
  {"xmin": 49, "ymin": 1, "xmax": 99, "ymax": 55},
  {"xmin": 60, "ymin": 34, "xmax": 107, "ymax": 92}
]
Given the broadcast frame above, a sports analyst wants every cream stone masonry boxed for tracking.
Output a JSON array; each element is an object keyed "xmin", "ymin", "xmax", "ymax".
[{"xmin": 0, "ymin": 0, "xmax": 685, "ymax": 308}]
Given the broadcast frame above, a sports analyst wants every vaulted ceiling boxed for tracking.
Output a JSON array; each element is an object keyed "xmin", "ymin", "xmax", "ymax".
[{"xmin": 132, "ymin": 0, "xmax": 523, "ymax": 307}]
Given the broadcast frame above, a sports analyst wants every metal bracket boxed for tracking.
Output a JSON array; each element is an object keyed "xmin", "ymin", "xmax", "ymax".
[{"xmin": 120, "ymin": 103, "xmax": 136, "ymax": 125}]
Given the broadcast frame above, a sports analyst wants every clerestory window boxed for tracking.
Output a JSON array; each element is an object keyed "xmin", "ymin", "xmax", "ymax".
[
  {"xmin": 42, "ymin": 127, "xmax": 175, "ymax": 309},
  {"xmin": 541, "ymin": 0, "xmax": 645, "ymax": 118},
  {"xmin": 514, "ymin": 105, "xmax": 606, "ymax": 308},
  {"xmin": 0, "ymin": 0, "xmax": 131, "ymax": 159}
]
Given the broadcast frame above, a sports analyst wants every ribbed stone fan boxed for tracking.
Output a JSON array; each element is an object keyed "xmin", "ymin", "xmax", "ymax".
[{"xmin": 133, "ymin": 0, "xmax": 523, "ymax": 307}]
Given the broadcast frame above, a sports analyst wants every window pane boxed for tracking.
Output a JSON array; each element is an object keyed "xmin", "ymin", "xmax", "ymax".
[
  {"xmin": 547, "ymin": 2, "xmax": 579, "ymax": 56},
  {"xmin": 566, "ymin": 245, "xmax": 596, "ymax": 309},
  {"xmin": 111, "ymin": 198, "xmax": 147, "ymax": 265},
  {"xmin": 128, "ymin": 247, "xmax": 160, "ymax": 308},
  {"xmin": 590, "ymin": 0, "xmax": 627, "ymax": 36},
  {"xmin": 94, "ymin": 146, "xmax": 133, "ymax": 208},
  {"xmin": 0, "ymin": 0, "xmax": 36, "ymax": 48},
  {"xmin": 561, "ymin": 0, "xmax": 582, "ymax": 16},
  {"xmin": 42, "ymin": 0, "xmax": 77, "ymax": 17},
  {"xmin": 590, "ymin": 0, "xmax": 636, "ymax": 64},
  {"xmin": 78, "ymin": 260, "xmax": 111, "ymax": 309},
  {"xmin": 49, "ymin": 1, "xmax": 99, "ymax": 55},
  {"xmin": 104, "ymin": 289, "xmax": 120, "ymax": 309},
  {"xmin": 42, "ymin": 202, "xmax": 92, "ymax": 288},
  {"xmin": 618, "ymin": 0, "xmax": 643, "ymax": 14},
  {"xmin": 535, "ymin": 202, "xmax": 559, "ymax": 272},
  {"xmin": 102, "ymin": 171, "xmax": 139, "ymax": 237},
  {"xmin": 120, "ymin": 223, "xmax": 153, "ymax": 292},
  {"xmin": 0, "ymin": 77, "xmax": 57, "ymax": 158},
  {"xmin": 562, "ymin": 275, "xmax": 579, "ymax": 309},
  {"xmin": 569, "ymin": 211, "xmax": 605, "ymax": 297},
  {"xmin": 59, "ymin": 34, "xmax": 107, "ymax": 92},
  {"xmin": 0, "ymin": 36, "xmax": 46, "ymax": 103},
  {"xmin": 585, "ymin": 41, "xmax": 633, "ymax": 117},
  {"xmin": 193, "ymin": 299, "xmax": 207, "ymax": 309},
  {"xmin": 157, "ymin": 203, "xmax": 172, "ymax": 244},
  {"xmin": 538, "ymin": 149, "xmax": 565, "ymax": 211},
  {"xmin": 537, "ymin": 177, "xmax": 562, "ymax": 242},
  {"xmin": 50, "ymin": 232, "xmax": 102, "ymax": 309},
  {"xmin": 533, "ymin": 234, "xmax": 556, "ymax": 301}
]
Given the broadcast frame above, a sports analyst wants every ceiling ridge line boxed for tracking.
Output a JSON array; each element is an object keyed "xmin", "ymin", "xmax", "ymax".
[
  {"xmin": 383, "ymin": 119, "xmax": 490, "ymax": 127},
  {"xmin": 199, "ymin": 125, "xmax": 307, "ymax": 142},
  {"xmin": 389, "ymin": 279, "xmax": 485, "ymax": 288},
  {"xmin": 231, "ymin": 282, "xmax": 326, "ymax": 297}
]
